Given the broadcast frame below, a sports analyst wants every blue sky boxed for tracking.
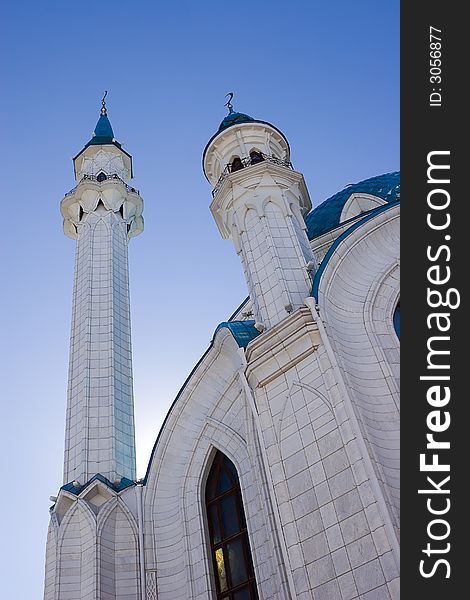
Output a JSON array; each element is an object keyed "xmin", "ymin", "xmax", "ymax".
[{"xmin": 0, "ymin": 1, "xmax": 398, "ymax": 596}]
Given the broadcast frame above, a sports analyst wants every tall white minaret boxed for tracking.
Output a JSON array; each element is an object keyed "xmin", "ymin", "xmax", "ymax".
[
  {"xmin": 204, "ymin": 101, "xmax": 314, "ymax": 329},
  {"xmin": 60, "ymin": 95, "xmax": 143, "ymax": 486}
]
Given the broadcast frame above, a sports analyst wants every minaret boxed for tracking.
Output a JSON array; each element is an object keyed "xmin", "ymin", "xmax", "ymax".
[
  {"xmin": 60, "ymin": 94, "xmax": 143, "ymax": 486},
  {"xmin": 203, "ymin": 99, "xmax": 314, "ymax": 329}
]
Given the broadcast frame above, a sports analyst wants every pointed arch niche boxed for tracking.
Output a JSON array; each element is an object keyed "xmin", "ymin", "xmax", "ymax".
[
  {"xmin": 98, "ymin": 500, "xmax": 140, "ymax": 599},
  {"xmin": 205, "ymin": 450, "xmax": 259, "ymax": 600}
]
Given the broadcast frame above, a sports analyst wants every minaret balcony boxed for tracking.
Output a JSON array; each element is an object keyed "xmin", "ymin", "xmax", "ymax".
[
  {"xmin": 64, "ymin": 172, "xmax": 140, "ymax": 198},
  {"xmin": 60, "ymin": 173, "xmax": 144, "ymax": 240},
  {"xmin": 212, "ymin": 152, "xmax": 293, "ymax": 198}
]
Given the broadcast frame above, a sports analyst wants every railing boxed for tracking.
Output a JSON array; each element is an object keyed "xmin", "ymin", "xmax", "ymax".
[
  {"xmin": 64, "ymin": 173, "xmax": 139, "ymax": 197},
  {"xmin": 212, "ymin": 152, "xmax": 293, "ymax": 197}
]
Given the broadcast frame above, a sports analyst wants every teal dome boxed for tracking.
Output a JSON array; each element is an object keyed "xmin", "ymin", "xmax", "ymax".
[
  {"xmin": 218, "ymin": 111, "xmax": 255, "ymax": 132},
  {"xmin": 305, "ymin": 171, "xmax": 400, "ymax": 240}
]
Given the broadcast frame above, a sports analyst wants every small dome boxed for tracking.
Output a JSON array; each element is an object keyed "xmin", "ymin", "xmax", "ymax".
[
  {"xmin": 218, "ymin": 111, "xmax": 255, "ymax": 132},
  {"xmin": 305, "ymin": 171, "xmax": 400, "ymax": 240}
]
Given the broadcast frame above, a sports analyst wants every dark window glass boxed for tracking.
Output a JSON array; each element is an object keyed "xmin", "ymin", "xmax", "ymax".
[
  {"xmin": 249, "ymin": 151, "xmax": 264, "ymax": 165},
  {"xmin": 97, "ymin": 171, "xmax": 107, "ymax": 182},
  {"xmin": 393, "ymin": 301, "xmax": 400, "ymax": 339},
  {"xmin": 220, "ymin": 494, "xmax": 239, "ymax": 537},
  {"xmin": 233, "ymin": 588, "xmax": 251, "ymax": 600},
  {"xmin": 217, "ymin": 469, "xmax": 232, "ymax": 495},
  {"xmin": 225, "ymin": 459, "xmax": 238, "ymax": 481},
  {"xmin": 206, "ymin": 451, "xmax": 258, "ymax": 599},
  {"xmin": 230, "ymin": 157, "xmax": 244, "ymax": 173},
  {"xmin": 226, "ymin": 538, "xmax": 248, "ymax": 586},
  {"xmin": 209, "ymin": 504, "xmax": 221, "ymax": 545}
]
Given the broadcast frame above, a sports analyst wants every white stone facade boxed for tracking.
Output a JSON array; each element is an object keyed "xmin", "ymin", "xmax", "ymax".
[{"xmin": 44, "ymin": 108, "xmax": 399, "ymax": 599}]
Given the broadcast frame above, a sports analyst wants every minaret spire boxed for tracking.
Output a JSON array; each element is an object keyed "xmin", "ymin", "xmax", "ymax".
[
  {"xmin": 60, "ymin": 102, "xmax": 144, "ymax": 485},
  {"xmin": 44, "ymin": 99, "xmax": 144, "ymax": 600}
]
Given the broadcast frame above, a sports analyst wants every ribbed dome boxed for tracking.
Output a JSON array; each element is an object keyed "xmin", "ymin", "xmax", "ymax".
[{"xmin": 305, "ymin": 171, "xmax": 400, "ymax": 240}]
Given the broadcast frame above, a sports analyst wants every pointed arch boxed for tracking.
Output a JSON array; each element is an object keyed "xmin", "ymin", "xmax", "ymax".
[
  {"xmin": 261, "ymin": 195, "xmax": 289, "ymax": 218},
  {"xmin": 239, "ymin": 202, "xmax": 263, "ymax": 232},
  {"xmin": 249, "ymin": 149, "xmax": 264, "ymax": 165},
  {"xmin": 230, "ymin": 155, "xmax": 244, "ymax": 173},
  {"xmin": 205, "ymin": 450, "xmax": 259, "ymax": 599},
  {"xmin": 43, "ymin": 519, "xmax": 58, "ymax": 600},
  {"xmin": 57, "ymin": 499, "xmax": 96, "ymax": 544},
  {"xmin": 98, "ymin": 498, "xmax": 140, "ymax": 599},
  {"xmin": 91, "ymin": 213, "xmax": 112, "ymax": 233},
  {"xmin": 277, "ymin": 381, "xmax": 336, "ymax": 463},
  {"xmin": 57, "ymin": 502, "xmax": 96, "ymax": 600}
]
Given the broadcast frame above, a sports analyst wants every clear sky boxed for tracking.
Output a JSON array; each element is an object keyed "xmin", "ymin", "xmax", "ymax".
[{"xmin": 0, "ymin": 1, "xmax": 398, "ymax": 596}]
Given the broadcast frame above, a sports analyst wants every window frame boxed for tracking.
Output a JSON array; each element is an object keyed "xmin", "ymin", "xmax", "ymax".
[{"xmin": 205, "ymin": 451, "xmax": 259, "ymax": 600}]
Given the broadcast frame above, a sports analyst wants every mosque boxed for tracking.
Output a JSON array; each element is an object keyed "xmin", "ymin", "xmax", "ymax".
[{"xmin": 43, "ymin": 96, "xmax": 400, "ymax": 600}]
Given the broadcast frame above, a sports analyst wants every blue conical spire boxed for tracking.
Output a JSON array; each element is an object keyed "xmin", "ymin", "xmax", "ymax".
[
  {"xmin": 73, "ymin": 93, "xmax": 133, "ymax": 174},
  {"xmin": 88, "ymin": 91, "xmax": 115, "ymax": 145},
  {"xmin": 89, "ymin": 114, "xmax": 114, "ymax": 143}
]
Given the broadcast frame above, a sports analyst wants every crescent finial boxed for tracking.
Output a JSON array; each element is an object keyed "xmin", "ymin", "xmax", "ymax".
[
  {"xmin": 225, "ymin": 92, "xmax": 234, "ymax": 114},
  {"xmin": 101, "ymin": 91, "xmax": 108, "ymax": 116}
]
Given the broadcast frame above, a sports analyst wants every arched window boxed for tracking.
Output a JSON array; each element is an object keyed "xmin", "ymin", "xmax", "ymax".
[
  {"xmin": 206, "ymin": 451, "xmax": 258, "ymax": 599},
  {"xmin": 393, "ymin": 301, "xmax": 400, "ymax": 340},
  {"xmin": 230, "ymin": 157, "xmax": 244, "ymax": 173},
  {"xmin": 249, "ymin": 151, "xmax": 264, "ymax": 165},
  {"xmin": 97, "ymin": 171, "xmax": 107, "ymax": 182}
]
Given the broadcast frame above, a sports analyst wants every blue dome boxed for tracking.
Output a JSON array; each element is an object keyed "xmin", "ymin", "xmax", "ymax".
[
  {"xmin": 218, "ymin": 111, "xmax": 255, "ymax": 132},
  {"xmin": 305, "ymin": 171, "xmax": 400, "ymax": 240}
]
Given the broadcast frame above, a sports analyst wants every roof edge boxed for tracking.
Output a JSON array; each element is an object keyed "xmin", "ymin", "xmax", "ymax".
[
  {"xmin": 312, "ymin": 200, "xmax": 400, "ymax": 300},
  {"xmin": 142, "ymin": 319, "xmax": 260, "ymax": 484}
]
